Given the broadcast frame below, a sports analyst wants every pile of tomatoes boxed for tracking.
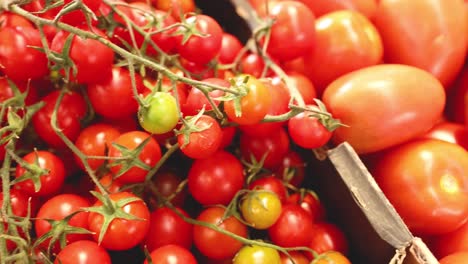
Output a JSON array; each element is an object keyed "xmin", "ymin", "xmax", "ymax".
[{"xmin": 0, "ymin": 0, "xmax": 467, "ymax": 263}]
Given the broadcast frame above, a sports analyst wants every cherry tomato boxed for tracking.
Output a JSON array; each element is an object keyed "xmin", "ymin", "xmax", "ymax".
[
  {"xmin": 374, "ymin": 0, "xmax": 467, "ymax": 88},
  {"xmin": 225, "ymin": 74, "xmax": 272, "ymax": 125},
  {"xmin": 312, "ymin": 251, "xmax": 351, "ymax": 264},
  {"xmin": 188, "ymin": 150, "xmax": 244, "ymax": 205},
  {"xmin": 285, "ymin": 72, "xmax": 316, "ymax": 105},
  {"xmin": 38, "ymin": 0, "xmax": 102, "ymax": 26},
  {"xmin": 219, "ymin": 126, "xmax": 237, "ymax": 149},
  {"xmin": 74, "ymin": 123, "xmax": 121, "ymax": 172},
  {"xmin": 0, "ymin": 189, "xmax": 30, "ymax": 251},
  {"xmin": 240, "ymin": 190, "xmax": 282, "ymax": 229},
  {"xmin": 15, "ymin": 151, "xmax": 66, "ymax": 197},
  {"xmin": 35, "ymin": 194, "xmax": 91, "ymax": 250},
  {"xmin": 139, "ymin": 92, "xmax": 179, "ymax": 134},
  {"xmin": 299, "ymin": 0, "xmax": 377, "ymax": 19},
  {"xmin": 143, "ymin": 207, "xmax": 193, "ymax": 252},
  {"xmin": 249, "ymin": 176, "xmax": 288, "ymax": 202},
  {"xmin": 373, "ymin": 139, "xmax": 468, "ymax": 235},
  {"xmin": 154, "ymin": 0, "xmax": 195, "ymax": 21},
  {"xmin": 0, "ymin": 26, "xmax": 49, "ymax": 82},
  {"xmin": 178, "ymin": 115, "xmax": 222, "ymax": 159},
  {"xmin": 275, "ymin": 151, "xmax": 306, "ymax": 187},
  {"xmin": 306, "ymin": 222, "xmax": 349, "ymax": 257},
  {"xmin": 177, "ymin": 15, "xmax": 223, "ymax": 64},
  {"xmin": 218, "ymin": 33, "xmax": 243, "ymax": 64},
  {"xmin": 439, "ymin": 252, "xmax": 468, "ymax": 264},
  {"xmin": 286, "ymin": 192, "xmax": 326, "ymax": 222},
  {"xmin": 51, "ymin": 26, "xmax": 114, "ymax": 84},
  {"xmin": 239, "ymin": 53, "xmax": 271, "ymax": 78},
  {"xmin": 182, "ymin": 78, "xmax": 228, "ymax": 116},
  {"xmin": 32, "ymin": 90, "xmax": 87, "ymax": 148},
  {"xmin": 280, "ymin": 251, "xmax": 309, "ymax": 264},
  {"xmin": 288, "ymin": 109, "xmax": 332, "ymax": 149},
  {"xmin": 95, "ymin": 173, "xmax": 122, "ymax": 195},
  {"xmin": 268, "ymin": 204, "xmax": 315, "ymax": 247},
  {"xmin": 87, "ymin": 192, "xmax": 150, "ymax": 250},
  {"xmin": 88, "ymin": 66, "xmax": 146, "ymax": 120},
  {"xmin": 144, "ymin": 244, "xmax": 197, "ymax": 264},
  {"xmin": 301, "ymin": 10, "xmax": 383, "ymax": 95},
  {"xmin": 323, "ymin": 64, "xmax": 446, "ymax": 154},
  {"xmin": 258, "ymin": 1, "xmax": 316, "ymax": 61},
  {"xmin": 0, "ymin": 12, "xmax": 33, "ymax": 28},
  {"xmin": 193, "ymin": 207, "xmax": 248, "ymax": 260},
  {"xmin": 422, "ymin": 121, "xmax": 468, "ymax": 150},
  {"xmin": 233, "ymin": 244, "xmax": 281, "ymax": 264},
  {"xmin": 108, "ymin": 131, "xmax": 162, "ymax": 184},
  {"xmin": 431, "ymin": 221, "xmax": 468, "ymax": 259},
  {"xmin": 54, "ymin": 240, "xmax": 111, "ymax": 264}
]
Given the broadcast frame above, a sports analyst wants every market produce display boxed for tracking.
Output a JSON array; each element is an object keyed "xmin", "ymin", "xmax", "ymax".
[{"xmin": 0, "ymin": 0, "xmax": 467, "ymax": 263}]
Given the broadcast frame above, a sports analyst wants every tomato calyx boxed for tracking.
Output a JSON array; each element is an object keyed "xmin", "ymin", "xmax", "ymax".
[
  {"xmin": 172, "ymin": 14, "xmax": 207, "ymax": 45},
  {"xmin": 85, "ymin": 191, "xmax": 146, "ymax": 244},
  {"xmin": 175, "ymin": 109, "xmax": 213, "ymax": 148},
  {"xmin": 218, "ymin": 75, "xmax": 251, "ymax": 117},
  {"xmin": 48, "ymin": 33, "xmax": 78, "ymax": 82},
  {"xmin": 11, "ymin": 151, "xmax": 49, "ymax": 193},
  {"xmin": 108, "ymin": 136, "xmax": 153, "ymax": 179}
]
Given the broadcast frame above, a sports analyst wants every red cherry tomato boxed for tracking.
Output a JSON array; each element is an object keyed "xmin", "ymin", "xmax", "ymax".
[
  {"xmin": 54, "ymin": 240, "xmax": 111, "ymax": 264},
  {"xmin": 249, "ymin": 176, "xmax": 288, "ymax": 203},
  {"xmin": 286, "ymin": 192, "xmax": 326, "ymax": 222},
  {"xmin": 144, "ymin": 244, "xmax": 197, "ymax": 264},
  {"xmin": 218, "ymin": 33, "xmax": 243, "ymax": 64},
  {"xmin": 306, "ymin": 222, "xmax": 349, "ymax": 257},
  {"xmin": 182, "ymin": 78, "xmax": 228, "ymax": 116},
  {"xmin": 178, "ymin": 115, "xmax": 222, "ymax": 159}
]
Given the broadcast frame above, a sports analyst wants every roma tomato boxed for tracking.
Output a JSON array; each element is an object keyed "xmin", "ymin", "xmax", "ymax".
[
  {"xmin": 88, "ymin": 66, "xmax": 146, "ymax": 120},
  {"xmin": 177, "ymin": 15, "xmax": 223, "ymax": 64},
  {"xmin": 143, "ymin": 207, "xmax": 193, "ymax": 252},
  {"xmin": 193, "ymin": 207, "xmax": 248, "ymax": 260},
  {"xmin": 225, "ymin": 75, "xmax": 272, "ymax": 125},
  {"xmin": 144, "ymin": 244, "xmax": 197, "ymax": 264},
  {"xmin": 87, "ymin": 192, "xmax": 150, "ymax": 250},
  {"xmin": 54, "ymin": 240, "xmax": 111, "ymax": 264},
  {"xmin": 15, "ymin": 151, "xmax": 66, "ymax": 197},
  {"xmin": 74, "ymin": 123, "xmax": 121, "ymax": 172},
  {"xmin": 258, "ymin": 1, "xmax": 316, "ymax": 61},
  {"xmin": 240, "ymin": 190, "xmax": 282, "ymax": 229},
  {"xmin": 233, "ymin": 245, "xmax": 281, "ymax": 264},
  {"xmin": 374, "ymin": 0, "xmax": 467, "ymax": 88},
  {"xmin": 298, "ymin": 0, "xmax": 377, "ymax": 19},
  {"xmin": 422, "ymin": 121, "xmax": 468, "ymax": 150},
  {"xmin": 373, "ymin": 139, "xmax": 468, "ymax": 235},
  {"xmin": 108, "ymin": 131, "xmax": 162, "ymax": 184},
  {"xmin": 323, "ymin": 64, "xmax": 445, "ymax": 154},
  {"xmin": 440, "ymin": 252, "xmax": 468, "ymax": 264},
  {"xmin": 32, "ymin": 90, "xmax": 87, "ymax": 148},
  {"xmin": 431, "ymin": 221, "xmax": 468, "ymax": 259},
  {"xmin": 35, "ymin": 194, "xmax": 91, "ymax": 249},
  {"xmin": 139, "ymin": 92, "xmax": 179, "ymax": 134},
  {"xmin": 188, "ymin": 150, "xmax": 244, "ymax": 205},
  {"xmin": 300, "ymin": 10, "xmax": 383, "ymax": 95},
  {"xmin": 0, "ymin": 26, "xmax": 48, "ymax": 81},
  {"xmin": 51, "ymin": 26, "xmax": 114, "ymax": 84},
  {"xmin": 268, "ymin": 204, "xmax": 315, "ymax": 247},
  {"xmin": 177, "ymin": 115, "xmax": 222, "ymax": 159}
]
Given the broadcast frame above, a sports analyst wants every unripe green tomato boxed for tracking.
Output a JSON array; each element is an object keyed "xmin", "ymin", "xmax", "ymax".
[
  {"xmin": 138, "ymin": 92, "xmax": 179, "ymax": 134},
  {"xmin": 240, "ymin": 190, "xmax": 282, "ymax": 229},
  {"xmin": 233, "ymin": 244, "xmax": 281, "ymax": 264}
]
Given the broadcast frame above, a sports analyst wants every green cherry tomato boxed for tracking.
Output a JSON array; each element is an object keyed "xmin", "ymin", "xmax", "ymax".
[
  {"xmin": 138, "ymin": 92, "xmax": 179, "ymax": 134},
  {"xmin": 240, "ymin": 190, "xmax": 282, "ymax": 230},
  {"xmin": 233, "ymin": 244, "xmax": 281, "ymax": 264}
]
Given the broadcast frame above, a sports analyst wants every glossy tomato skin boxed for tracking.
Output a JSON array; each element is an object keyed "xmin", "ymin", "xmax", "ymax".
[
  {"xmin": 431, "ymin": 221, "xmax": 468, "ymax": 259},
  {"xmin": 286, "ymin": 72, "xmax": 316, "ymax": 105},
  {"xmin": 286, "ymin": 192, "xmax": 326, "ymax": 222},
  {"xmin": 439, "ymin": 252, "xmax": 468, "ymax": 264},
  {"xmin": 182, "ymin": 78, "xmax": 228, "ymax": 116},
  {"xmin": 177, "ymin": 15, "xmax": 223, "ymax": 64},
  {"xmin": 288, "ymin": 110, "xmax": 332, "ymax": 149},
  {"xmin": 154, "ymin": 0, "xmax": 195, "ymax": 21},
  {"xmin": 54, "ymin": 240, "xmax": 111, "ymax": 264},
  {"xmin": 51, "ymin": 26, "xmax": 114, "ymax": 84},
  {"xmin": 299, "ymin": 0, "xmax": 377, "ymax": 19},
  {"xmin": 268, "ymin": 204, "xmax": 315, "ymax": 247},
  {"xmin": 15, "ymin": 151, "xmax": 66, "ymax": 197},
  {"xmin": 88, "ymin": 66, "xmax": 146, "ymax": 120},
  {"xmin": 279, "ymin": 251, "xmax": 309, "ymax": 264},
  {"xmin": 259, "ymin": 1, "xmax": 316, "ymax": 61},
  {"xmin": 0, "ymin": 26, "xmax": 49, "ymax": 81},
  {"xmin": 74, "ymin": 124, "xmax": 121, "ymax": 172},
  {"xmin": 88, "ymin": 192, "xmax": 150, "ymax": 250},
  {"xmin": 323, "ymin": 64, "xmax": 446, "ymax": 154},
  {"xmin": 193, "ymin": 207, "xmax": 248, "ymax": 260},
  {"xmin": 374, "ymin": 0, "xmax": 467, "ymax": 88},
  {"xmin": 218, "ymin": 33, "xmax": 243, "ymax": 64},
  {"xmin": 0, "ymin": 12, "xmax": 34, "ymax": 28},
  {"xmin": 143, "ymin": 207, "xmax": 193, "ymax": 252},
  {"xmin": 373, "ymin": 139, "xmax": 468, "ymax": 235},
  {"xmin": 144, "ymin": 244, "xmax": 197, "ymax": 264},
  {"xmin": 139, "ymin": 92, "xmax": 179, "ymax": 135},
  {"xmin": 108, "ymin": 131, "xmax": 162, "ymax": 184},
  {"xmin": 188, "ymin": 150, "xmax": 244, "ymax": 205},
  {"xmin": 301, "ymin": 10, "xmax": 383, "ymax": 95},
  {"xmin": 178, "ymin": 115, "xmax": 222, "ymax": 159},
  {"xmin": 35, "ymin": 194, "xmax": 91, "ymax": 249},
  {"xmin": 233, "ymin": 245, "xmax": 281, "ymax": 264},
  {"xmin": 32, "ymin": 90, "xmax": 87, "ymax": 148},
  {"xmin": 249, "ymin": 176, "xmax": 288, "ymax": 202},
  {"xmin": 306, "ymin": 222, "xmax": 349, "ymax": 257},
  {"xmin": 422, "ymin": 121, "xmax": 468, "ymax": 150},
  {"xmin": 240, "ymin": 190, "xmax": 282, "ymax": 229}
]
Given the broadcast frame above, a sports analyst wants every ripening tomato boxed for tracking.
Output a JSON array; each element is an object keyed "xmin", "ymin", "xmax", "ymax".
[
  {"xmin": 233, "ymin": 244, "xmax": 281, "ymax": 264},
  {"xmin": 298, "ymin": 0, "xmax": 377, "ymax": 19},
  {"xmin": 240, "ymin": 190, "xmax": 282, "ymax": 229},
  {"xmin": 374, "ymin": 0, "xmax": 467, "ymax": 88},
  {"xmin": 54, "ymin": 240, "xmax": 111, "ymax": 264},
  {"xmin": 0, "ymin": 26, "xmax": 49, "ymax": 82},
  {"xmin": 422, "ymin": 121, "xmax": 468, "ymax": 150},
  {"xmin": 323, "ymin": 64, "xmax": 446, "ymax": 154},
  {"xmin": 373, "ymin": 139, "xmax": 468, "ymax": 235},
  {"xmin": 188, "ymin": 150, "xmax": 244, "ymax": 205},
  {"xmin": 312, "ymin": 251, "xmax": 351, "ymax": 264},
  {"xmin": 145, "ymin": 244, "xmax": 197, "ymax": 264},
  {"xmin": 51, "ymin": 26, "xmax": 114, "ymax": 84},
  {"xmin": 177, "ymin": 15, "xmax": 223, "ymax": 64},
  {"xmin": 193, "ymin": 207, "xmax": 248, "ymax": 260},
  {"xmin": 139, "ymin": 92, "xmax": 179, "ymax": 135},
  {"xmin": 300, "ymin": 10, "xmax": 383, "ymax": 95},
  {"xmin": 15, "ymin": 151, "xmax": 66, "ymax": 197},
  {"xmin": 32, "ymin": 90, "xmax": 87, "ymax": 148},
  {"xmin": 439, "ymin": 252, "xmax": 468, "ymax": 264},
  {"xmin": 74, "ymin": 123, "xmax": 121, "ymax": 172},
  {"xmin": 108, "ymin": 131, "xmax": 162, "ymax": 184},
  {"xmin": 87, "ymin": 192, "xmax": 150, "ymax": 250},
  {"xmin": 178, "ymin": 115, "xmax": 222, "ymax": 159},
  {"xmin": 35, "ymin": 194, "xmax": 91, "ymax": 250},
  {"xmin": 431, "ymin": 221, "xmax": 468, "ymax": 259},
  {"xmin": 258, "ymin": 1, "xmax": 316, "ymax": 61}
]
